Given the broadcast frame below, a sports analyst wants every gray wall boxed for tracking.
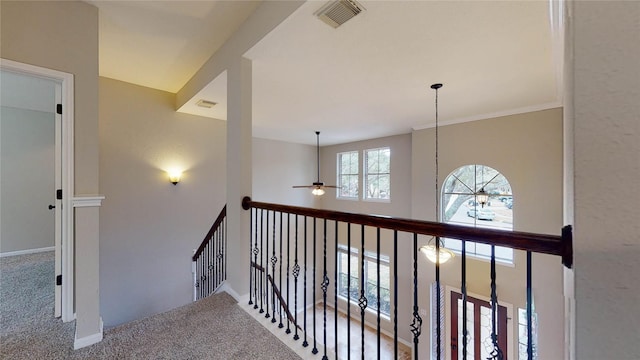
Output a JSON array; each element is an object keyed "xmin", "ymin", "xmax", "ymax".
[
  {"xmin": 573, "ymin": 2, "xmax": 640, "ymax": 358},
  {"xmin": 0, "ymin": 106, "xmax": 55, "ymax": 253},
  {"xmin": 1, "ymin": 0, "xmax": 101, "ymax": 339},
  {"xmin": 99, "ymin": 78, "xmax": 227, "ymax": 327}
]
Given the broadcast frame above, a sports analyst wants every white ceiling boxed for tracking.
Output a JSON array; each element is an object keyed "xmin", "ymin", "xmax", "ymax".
[{"xmin": 92, "ymin": 0, "xmax": 562, "ymax": 146}]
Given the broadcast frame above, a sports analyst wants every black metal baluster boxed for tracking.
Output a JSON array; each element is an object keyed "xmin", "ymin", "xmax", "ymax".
[
  {"xmin": 488, "ymin": 245, "xmax": 504, "ymax": 360},
  {"xmin": 321, "ymin": 218, "xmax": 329, "ymax": 360},
  {"xmin": 279, "ymin": 211, "xmax": 284, "ymax": 328},
  {"xmin": 265, "ymin": 210, "xmax": 271, "ymax": 319},
  {"xmin": 436, "ymin": 236, "xmax": 442, "ymax": 360},
  {"xmin": 347, "ymin": 222, "xmax": 352, "ymax": 360},
  {"xmin": 271, "ymin": 211, "xmax": 278, "ymax": 323},
  {"xmin": 359, "ymin": 224, "xmax": 366, "ymax": 360},
  {"xmin": 312, "ymin": 217, "xmax": 318, "ymax": 355},
  {"xmin": 410, "ymin": 233, "xmax": 422, "ymax": 360},
  {"xmin": 527, "ymin": 251, "xmax": 533, "ymax": 360},
  {"xmin": 303, "ymin": 216, "xmax": 309, "ymax": 348},
  {"xmin": 334, "ymin": 221, "xmax": 339, "ymax": 359},
  {"xmin": 249, "ymin": 209, "xmax": 253, "ymax": 306},
  {"xmin": 293, "ymin": 215, "xmax": 300, "ymax": 341},
  {"xmin": 260, "ymin": 209, "xmax": 264, "ymax": 314},
  {"xmin": 376, "ymin": 227, "xmax": 381, "ymax": 360},
  {"xmin": 253, "ymin": 209, "xmax": 259, "ymax": 309},
  {"xmin": 462, "ymin": 240, "xmax": 468, "ymax": 360},
  {"xmin": 286, "ymin": 213, "xmax": 292, "ymax": 334},
  {"xmin": 393, "ymin": 230, "xmax": 398, "ymax": 359}
]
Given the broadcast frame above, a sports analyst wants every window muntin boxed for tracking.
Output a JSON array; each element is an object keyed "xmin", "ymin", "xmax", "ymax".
[
  {"xmin": 442, "ymin": 165, "xmax": 513, "ymax": 263},
  {"xmin": 364, "ymin": 147, "xmax": 390, "ymax": 200},
  {"xmin": 337, "ymin": 245, "xmax": 390, "ymax": 316},
  {"xmin": 337, "ymin": 151, "xmax": 359, "ymax": 199}
]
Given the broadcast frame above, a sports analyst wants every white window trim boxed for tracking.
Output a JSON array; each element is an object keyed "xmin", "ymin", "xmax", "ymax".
[
  {"xmin": 336, "ymin": 151, "xmax": 359, "ymax": 200},
  {"xmin": 363, "ymin": 147, "xmax": 391, "ymax": 202}
]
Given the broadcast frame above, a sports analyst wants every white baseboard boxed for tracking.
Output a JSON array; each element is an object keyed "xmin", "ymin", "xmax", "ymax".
[
  {"xmin": 0, "ymin": 246, "xmax": 54, "ymax": 258},
  {"xmin": 215, "ymin": 282, "xmax": 242, "ymax": 302},
  {"xmin": 74, "ymin": 318, "xmax": 103, "ymax": 350}
]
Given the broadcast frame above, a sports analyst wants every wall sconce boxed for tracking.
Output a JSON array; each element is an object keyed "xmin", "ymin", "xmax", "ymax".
[{"xmin": 168, "ymin": 170, "xmax": 182, "ymax": 185}]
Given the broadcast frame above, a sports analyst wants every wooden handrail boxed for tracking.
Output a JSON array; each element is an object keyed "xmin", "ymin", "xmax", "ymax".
[
  {"xmin": 242, "ymin": 197, "xmax": 573, "ymax": 268},
  {"xmin": 193, "ymin": 205, "xmax": 227, "ymax": 261},
  {"xmin": 252, "ymin": 262, "xmax": 300, "ymax": 330}
]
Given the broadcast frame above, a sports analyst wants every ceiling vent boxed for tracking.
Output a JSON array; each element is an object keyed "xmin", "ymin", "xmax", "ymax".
[
  {"xmin": 315, "ymin": 0, "xmax": 365, "ymax": 28},
  {"xmin": 196, "ymin": 99, "xmax": 217, "ymax": 108}
]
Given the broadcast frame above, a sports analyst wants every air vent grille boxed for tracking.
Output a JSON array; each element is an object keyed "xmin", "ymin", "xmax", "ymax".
[
  {"xmin": 196, "ymin": 99, "xmax": 217, "ymax": 108},
  {"xmin": 315, "ymin": 0, "xmax": 364, "ymax": 28}
]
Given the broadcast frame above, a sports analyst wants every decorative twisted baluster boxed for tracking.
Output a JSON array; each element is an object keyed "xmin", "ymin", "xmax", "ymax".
[
  {"xmin": 312, "ymin": 218, "xmax": 318, "ymax": 355},
  {"xmin": 487, "ymin": 245, "xmax": 504, "ymax": 360},
  {"xmin": 270, "ymin": 211, "xmax": 277, "ymax": 323},
  {"xmin": 321, "ymin": 219, "xmax": 329, "ymax": 360},
  {"xmin": 360, "ymin": 224, "xmax": 366, "ymax": 360},
  {"xmin": 411, "ymin": 233, "xmax": 422, "ymax": 360},
  {"xmin": 293, "ymin": 215, "xmax": 300, "ymax": 341}
]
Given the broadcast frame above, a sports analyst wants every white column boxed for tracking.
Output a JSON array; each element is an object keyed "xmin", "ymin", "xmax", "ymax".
[{"xmin": 226, "ymin": 58, "xmax": 252, "ymax": 299}]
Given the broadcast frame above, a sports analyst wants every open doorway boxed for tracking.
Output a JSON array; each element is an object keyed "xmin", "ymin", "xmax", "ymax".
[{"xmin": 0, "ymin": 59, "xmax": 74, "ymax": 322}]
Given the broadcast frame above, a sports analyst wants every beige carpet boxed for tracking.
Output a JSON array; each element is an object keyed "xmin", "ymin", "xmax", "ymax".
[{"xmin": 1, "ymin": 252, "xmax": 301, "ymax": 359}]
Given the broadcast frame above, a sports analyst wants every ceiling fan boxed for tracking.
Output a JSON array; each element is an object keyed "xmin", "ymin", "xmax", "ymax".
[{"xmin": 293, "ymin": 131, "xmax": 338, "ymax": 196}]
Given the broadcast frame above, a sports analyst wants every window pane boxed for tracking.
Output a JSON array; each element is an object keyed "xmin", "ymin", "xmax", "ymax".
[
  {"xmin": 338, "ymin": 151, "xmax": 359, "ymax": 199},
  {"xmin": 442, "ymin": 164, "xmax": 513, "ymax": 263},
  {"xmin": 364, "ymin": 147, "xmax": 391, "ymax": 200}
]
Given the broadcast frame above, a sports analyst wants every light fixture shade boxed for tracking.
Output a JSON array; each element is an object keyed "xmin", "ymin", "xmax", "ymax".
[
  {"xmin": 168, "ymin": 170, "xmax": 182, "ymax": 185},
  {"xmin": 420, "ymin": 244, "xmax": 455, "ymax": 264},
  {"xmin": 312, "ymin": 186, "xmax": 325, "ymax": 196},
  {"xmin": 476, "ymin": 188, "xmax": 489, "ymax": 207}
]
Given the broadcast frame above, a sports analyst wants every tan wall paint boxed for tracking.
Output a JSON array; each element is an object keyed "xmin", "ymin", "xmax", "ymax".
[
  {"xmin": 99, "ymin": 78, "xmax": 227, "ymax": 326},
  {"xmin": 411, "ymin": 108, "xmax": 565, "ymax": 358},
  {"xmin": 573, "ymin": 2, "xmax": 640, "ymax": 358},
  {"xmin": 1, "ymin": 0, "xmax": 100, "ymax": 339}
]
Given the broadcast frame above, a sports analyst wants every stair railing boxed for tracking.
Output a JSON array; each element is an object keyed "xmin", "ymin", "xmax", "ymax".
[
  {"xmin": 192, "ymin": 205, "xmax": 227, "ymax": 301},
  {"xmin": 241, "ymin": 196, "xmax": 572, "ymax": 360}
]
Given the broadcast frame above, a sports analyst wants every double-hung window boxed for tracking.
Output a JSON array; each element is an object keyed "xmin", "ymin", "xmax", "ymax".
[
  {"xmin": 337, "ymin": 245, "xmax": 391, "ymax": 316},
  {"xmin": 337, "ymin": 151, "xmax": 359, "ymax": 199},
  {"xmin": 364, "ymin": 147, "xmax": 390, "ymax": 200}
]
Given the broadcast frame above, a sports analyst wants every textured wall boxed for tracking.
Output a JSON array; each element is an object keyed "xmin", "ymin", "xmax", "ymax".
[{"xmin": 573, "ymin": 2, "xmax": 640, "ymax": 358}]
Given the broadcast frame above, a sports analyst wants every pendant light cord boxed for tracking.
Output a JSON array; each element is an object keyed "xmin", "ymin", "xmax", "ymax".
[
  {"xmin": 316, "ymin": 131, "xmax": 321, "ymax": 183},
  {"xmin": 431, "ymin": 83, "xmax": 443, "ymax": 223}
]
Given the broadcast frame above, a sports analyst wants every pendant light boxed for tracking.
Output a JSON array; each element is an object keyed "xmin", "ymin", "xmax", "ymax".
[
  {"xmin": 293, "ymin": 131, "xmax": 338, "ymax": 196},
  {"xmin": 420, "ymin": 83, "xmax": 454, "ymax": 264}
]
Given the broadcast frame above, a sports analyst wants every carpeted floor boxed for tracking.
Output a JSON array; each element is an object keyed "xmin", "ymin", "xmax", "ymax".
[{"xmin": 1, "ymin": 252, "xmax": 301, "ymax": 359}]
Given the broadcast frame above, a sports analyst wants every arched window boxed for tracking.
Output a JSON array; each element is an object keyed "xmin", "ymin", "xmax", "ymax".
[{"xmin": 442, "ymin": 165, "xmax": 513, "ymax": 263}]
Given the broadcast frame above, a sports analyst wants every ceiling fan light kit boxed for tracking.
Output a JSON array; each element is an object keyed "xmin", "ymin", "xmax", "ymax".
[{"xmin": 293, "ymin": 131, "xmax": 338, "ymax": 196}]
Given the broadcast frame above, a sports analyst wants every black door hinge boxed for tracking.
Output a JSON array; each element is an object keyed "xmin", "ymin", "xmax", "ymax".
[
  {"xmin": 56, "ymin": 274, "xmax": 62, "ymax": 286},
  {"xmin": 56, "ymin": 104, "xmax": 62, "ymax": 115},
  {"xmin": 56, "ymin": 189, "xmax": 62, "ymax": 200}
]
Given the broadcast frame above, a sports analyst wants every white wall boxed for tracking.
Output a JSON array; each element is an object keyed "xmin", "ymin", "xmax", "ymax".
[
  {"xmin": 0, "ymin": 107, "xmax": 55, "ymax": 253},
  {"xmin": 572, "ymin": 2, "xmax": 640, "ymax": 358},
  {"xmin": 99, "ymin": 78, "xmax": 227, "ymax": 327}
]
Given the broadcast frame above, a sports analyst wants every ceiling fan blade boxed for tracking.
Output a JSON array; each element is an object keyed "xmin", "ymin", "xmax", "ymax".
[
  {"xmin": 322, "ymin": 185, "xmax": 339, "ymax": 188},
  {"xmin": 292, "ymin": 185, "xmax": 314, "ymax": 188}
]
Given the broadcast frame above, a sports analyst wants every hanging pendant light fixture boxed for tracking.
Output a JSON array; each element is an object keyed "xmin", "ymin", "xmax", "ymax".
[
  {"xmin": 420, "ymin": 83, "xmax": 454, "ymax": 265},
  {"xmin": 476, "ymin": 188, "xmax": 489, "ymax": 207},
  {"xmin": 293, "ymin": 131, "xmax": 338, "ymax": 196}
]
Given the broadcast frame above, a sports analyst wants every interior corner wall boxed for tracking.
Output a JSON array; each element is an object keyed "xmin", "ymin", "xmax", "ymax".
[
  {"xmin": 252, "ymin": 137, "xmax": 317, "ymax": 208},
  {"xmin": 572, "ymin": 2, "xmax": 640, "ymax": 359},
  {"xmin": 1, "ymin": 0, "xmax": 100, "ymax": 339},
  {"xmin": 99, "ymin": 78, "xmax": 227, "ymax": 327},
  {"xmin": 411, "ymin": 108, "xmax": 565, "ymax": 359}
]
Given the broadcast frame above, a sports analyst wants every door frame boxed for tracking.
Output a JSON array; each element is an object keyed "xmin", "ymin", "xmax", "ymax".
[
  {"xmin": 445, "ymin": 286, "xmax": 514, "ymax": 360},
  {"xmin": 1, "ymin": 58, "xmax": 75, "ymax": 322}
]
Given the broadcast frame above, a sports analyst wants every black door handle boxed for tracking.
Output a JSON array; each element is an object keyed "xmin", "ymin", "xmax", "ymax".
[{"xmin": 48, "ymin": 204, "xmax": 55, "ymax": 210}]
